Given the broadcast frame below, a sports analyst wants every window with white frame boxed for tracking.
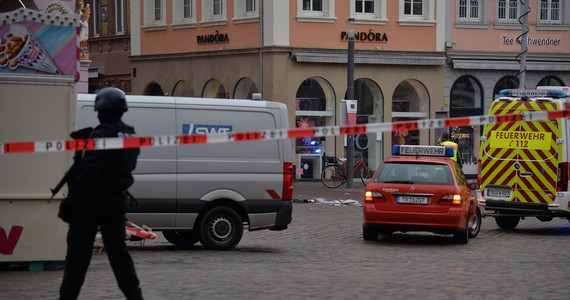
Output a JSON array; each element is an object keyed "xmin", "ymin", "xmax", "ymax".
[
  {"xmin": 143, "ymin": 0, "xmax": 166, "ymax": 30},
  {"xmin": 246, "ymin": 0, "xmax": 256, "ymax": 13},
  {"xmin": 297, "ymin": 0, "xmax": 336, "ymax": 22},
  {"xmin": 398, "ymin": 0, "xmax": 434, "ymax": 25},
  {"xmin": 303, "ymin": 0, "xmax": 323, "ymax": 12},
  {"xmin": 154, "ymin": 0, "xmax": 162, "ymax": 22},
  {"xmin": 356, "ymin": 0, "xmax": 375, "ymax": 13},
  {"xmin": 172, "ymin": 0, "xmax": 196, "ymax": 28},
  {"xmin": 497, "ymin": 0, "xmax": 519, "ymax": 23},
  {"xmin": 456, "ymin": 0, "xmax": 489, "ymax": 28},
  {"xmin": 93, "ymin": 0, "xmax": 101, "ymax": 36},
  {"xmin": 351, "ymin": 0, "xmax": 387, "ymax": 24},
  {"xmin": 233, "ymin": 0, "xmax": 259, "ymax": 23},
  {"xmin": 201, "ymin": 0, "xmax": 227, "ymax": 26},
  {"xmin": 539, "ymin": 0, "xmax": 561, "ymax": 24},
  {"xmin": 115, "ymin": 0, "xmax": 126, "ymax": 34},
  {"xmin": 404, "ymin": 0, "xmax": 423, "ymax": 16},
  {"xmin": 458, "ymin": 0, "xmax": 480, "ymax": 22}
]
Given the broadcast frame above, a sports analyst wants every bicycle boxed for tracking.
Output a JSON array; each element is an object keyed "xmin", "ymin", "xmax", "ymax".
[{"xmin": 321, "ymin": 152, "xmax": 374, "ymax": 188}]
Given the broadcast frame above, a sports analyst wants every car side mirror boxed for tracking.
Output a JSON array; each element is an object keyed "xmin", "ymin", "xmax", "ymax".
[{"xmin": 470, "ymin": 183, "xmax": 480, "ymax": 190}]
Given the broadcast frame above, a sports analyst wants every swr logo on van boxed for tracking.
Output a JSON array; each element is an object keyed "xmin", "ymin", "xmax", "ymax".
[{"xmin": 182, "ymin": 124, "xmax": 233, "ymax": 135}]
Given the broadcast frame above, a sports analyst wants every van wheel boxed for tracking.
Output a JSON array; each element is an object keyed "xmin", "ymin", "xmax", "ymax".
[
  {"xmin": 453, "ymin": 221, "xmax": 469, "ymax": 244},
  {"xmin": 468, "ymin": 208, "xmax": 482, "ymax": 238},
  {"xmin": 163, "ymin": 230, "xmax": 200, "ymax": 248},
  {"xmin": 495, "ymin": 216, "xmax": 520, "ymax": 230},
  {"xmin": 199, "ymin": 206, "xmax": 243, "ymax": 250}
]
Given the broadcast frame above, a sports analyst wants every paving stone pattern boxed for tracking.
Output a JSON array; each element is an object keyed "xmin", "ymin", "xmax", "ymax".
[{"xmin": 1, "ymin": 181, "xmax": 569, "ymax": 299}]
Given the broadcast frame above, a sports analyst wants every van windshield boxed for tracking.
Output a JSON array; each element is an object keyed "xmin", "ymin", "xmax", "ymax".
[{"xmin": 373, "ymin": 162, "xmax": 454, "ymax": 186}]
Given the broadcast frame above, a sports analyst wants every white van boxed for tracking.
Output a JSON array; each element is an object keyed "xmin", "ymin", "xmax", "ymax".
[
  {"xmin": 478, "ymin": 87, "xmax": 570, "ymax": 229},
  {"xmin": 77, "ymin": 94, "xmax": 293, "ymax": 250}
]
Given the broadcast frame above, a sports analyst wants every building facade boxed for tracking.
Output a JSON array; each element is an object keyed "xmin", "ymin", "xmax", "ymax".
[
  {"xmin": 129, "ymin": 0, "xmax": 570, "ymax": 179},
  {"xmin": 87, "ymin": 0, "xmax": 132, "ymax": 93},
  {"xmin": 444, "ymin": 0, "xmax": 570, "ymax": 176}
]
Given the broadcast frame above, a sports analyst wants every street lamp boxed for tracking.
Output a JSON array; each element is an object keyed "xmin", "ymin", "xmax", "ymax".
[{"xmin": 346, "ymin": 17, "xmax": 355, "ymax": 188}]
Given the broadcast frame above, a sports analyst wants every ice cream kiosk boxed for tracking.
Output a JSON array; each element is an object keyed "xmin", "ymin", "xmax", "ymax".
[{"xmin": 0, "ymin": 8, "xmax": 80, "ymax": 268}]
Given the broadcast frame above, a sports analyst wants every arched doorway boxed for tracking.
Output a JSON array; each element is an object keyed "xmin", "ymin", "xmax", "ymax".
[
  {"xmin": 344, "ymin": 78, "xmax": 384, "ymax": 170},
  {"xmin": 295, "ymin": 77, "xmax": 335, "ymax": 179},
  {"xmin": 233, "ymin": 77, "xmax": 258, "ymax": 100},
  {"xmin": 391, "ymin": 79, "xmax": 429, "ymax": 146},
  {"xmin": 537, "ymin": 75, "xmax": 565, "ymax": 87},
  {"xmin": 450, "ymin": 75, "xmax": 484, "ymax": 177},
  {"xmin": 202, "ymin": 79, "xmax": 227, "ymax": 98},
  {"xmin": 172, "ymin": 80, "xmax": 194, "ymax": 97},
  {"xmin": 144, "ymin": 82, "xmax": 165, "ymax": 96},
  {"xmin": 493, "ymin": 76, "xmax": 519, "ymax": 99}
]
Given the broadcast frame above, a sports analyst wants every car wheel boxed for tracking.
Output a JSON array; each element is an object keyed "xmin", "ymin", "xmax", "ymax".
[
  {"xmin": 495, "ymin": 216, "xmax": 520, "ymax": 230},
  {"xmin": 453, "ymin": 221, "xmax": 469, "ymax": 244},
  {"xmin": 163, "ymin": 230, "xmax": 200, "ymax": 248},
  {"xmin": 199, "ymin": 206, "xmax": 243, "ymax": 250},
  {"xmin": 468, "ymin": 207, "xmax": 482, "ymax": 238},
  {"xmin": 362, "ymin": 225, "xmax": 378, "ymax": 241}
]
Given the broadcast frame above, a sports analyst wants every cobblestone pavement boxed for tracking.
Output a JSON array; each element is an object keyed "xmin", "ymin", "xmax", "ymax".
[{"xmin": 1, "ymin": 181, "xmax": 570, "ymax": 299}]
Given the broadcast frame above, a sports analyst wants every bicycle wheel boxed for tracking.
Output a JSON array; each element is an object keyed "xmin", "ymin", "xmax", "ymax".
[
  {"xmin": 321, "ymin": 165, "xmax": 346, "ymax": 188},
  {"xmin": 360, "ymin": 166, "xmax": 374, "ymax": 186}
]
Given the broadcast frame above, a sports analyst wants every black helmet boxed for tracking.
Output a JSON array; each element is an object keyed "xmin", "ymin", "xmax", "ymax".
[{"xmin": 94, "ymin": 87, "xmax": 128, "ymax": 112}]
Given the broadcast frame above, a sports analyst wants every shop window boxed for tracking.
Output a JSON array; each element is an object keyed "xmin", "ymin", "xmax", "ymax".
[
  {"xmin": 537, "ymin": 75, "xmax": 565, "ymax": 87},
  {"xmin": 297, "ymin": 0, "xmax": 336, "ymax": 22},
  {"xmin": 450, "ymin": 75, "xmax": 483, "ymax": 177},
  {"xmin": 145, "ymin": 83, "xmax": 165, "ymax": 96},
  {"xmin": 233, "ymin": 77, "xmax": 258, "ymax": 99},
  {"xmin": 493, "ymin": 75, "xmax": 519, "ymax": 99},
  {"xmin": 172, "ymin": 80, "xmax": 194, "ymax": 97},
  {"xmin": 202, "ymin": 79, "xmax": 227, "ymax": 98},
  {"xmin": 391, "ymin": 79, "xmax": 429, "ymax": 146},
  {"xmin": 451, "ymin": 75, "xmax": 482, "ymax": 108},
  {"xmin": 295, "ymin": 78, "xmax": 335, "ymax": 179},
  {"xmin": 345, "ymin": 79, "xmax": 384, "ymax": 169}
]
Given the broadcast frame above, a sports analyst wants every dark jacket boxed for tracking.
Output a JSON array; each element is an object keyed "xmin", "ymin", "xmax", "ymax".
[{"xmin": 65, "ymin": 120, "xmax": 140, "ymax": 223}]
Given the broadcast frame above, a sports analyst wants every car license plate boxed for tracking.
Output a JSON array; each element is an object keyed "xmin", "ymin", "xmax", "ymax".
[
  {"xmin": 486, "ymin": 188, "xmax": 512, "ymax": 199},
  {"xmin": 397, "ymin": 196, "xmax": 428, "ymax": 205}
]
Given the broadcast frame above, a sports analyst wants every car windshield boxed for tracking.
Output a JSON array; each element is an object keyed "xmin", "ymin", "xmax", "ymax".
[{"xmin": 373, "ymin": 162, "xmax": 454, "ymax": 186}]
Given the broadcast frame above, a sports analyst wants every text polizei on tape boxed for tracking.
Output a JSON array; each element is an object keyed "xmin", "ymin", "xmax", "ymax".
[{"xmin": 1, "ymin": 110, "xmax": 569, "ymax": 155}]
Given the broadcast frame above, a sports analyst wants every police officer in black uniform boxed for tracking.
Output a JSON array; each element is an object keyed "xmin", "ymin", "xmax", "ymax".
[{"xmin": 59, "ymin": 87, "xmax": 143, "ymax": 300}]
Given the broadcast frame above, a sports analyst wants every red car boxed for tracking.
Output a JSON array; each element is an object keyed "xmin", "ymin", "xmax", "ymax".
[{"xmin": 363, "ymin": 145, "xmax": 482, "ymax": 244}]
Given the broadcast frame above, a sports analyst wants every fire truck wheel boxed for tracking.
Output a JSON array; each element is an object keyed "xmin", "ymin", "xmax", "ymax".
[{"xmin": 495, "ymin": 216, "xmax": 520, "ymax": 230}]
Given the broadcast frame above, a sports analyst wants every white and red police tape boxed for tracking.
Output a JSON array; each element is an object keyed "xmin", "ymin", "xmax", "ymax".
[{"xmin": 1, "ymin": 110, "xmax": 569, "ymax": 155}]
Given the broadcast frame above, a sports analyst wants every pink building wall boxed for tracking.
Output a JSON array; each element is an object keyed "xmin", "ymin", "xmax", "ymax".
[
  {"xmin": 141, "ymin": 1, "xmax": 260, "ymax": 55},
  {"xmin": 140, "ymin": 1, "xmax": 440, "ymax": 55},
  {"xmin": 451, "ymin": 1, "xmax": 568, "ymax": 53}
]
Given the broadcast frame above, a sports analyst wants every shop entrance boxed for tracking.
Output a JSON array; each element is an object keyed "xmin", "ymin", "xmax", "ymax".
[
  {"xmin": 450, "ymin": 75, "xmax": 484, "ymax": 178},
  {"xmin": 295, "ymin": 77, "xmax": 335, "ymax": 179}
]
